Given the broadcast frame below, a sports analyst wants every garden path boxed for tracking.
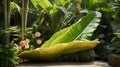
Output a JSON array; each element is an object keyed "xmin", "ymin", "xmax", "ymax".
[{"xmin": 16, "ymin": 61, "xmax": 111, "ymax": 67}]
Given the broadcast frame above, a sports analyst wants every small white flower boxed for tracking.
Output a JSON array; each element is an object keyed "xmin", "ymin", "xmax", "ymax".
[
  {"xmin": 35, "ymin": 32, "xmax": 41, "ymax": 37},
  {"xmin": 36, "ymin": 39, "xmax": 42, "ymax": 44}
]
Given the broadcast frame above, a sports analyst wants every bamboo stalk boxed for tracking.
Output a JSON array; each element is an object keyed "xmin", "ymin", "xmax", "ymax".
[
  {"xmin": 4, "ymin": 0, "xmax": 11, "ymax": 45},
  {"xmin": 21, "ymin": 0, "xmax": 29, "ymax": 40},
  {"xmin": 4, "ymin": 0, "xmax": 7, "ymax": 29},
  {"xmin": 24, "ymin": 0, "xmax": 29, "ymax": 35},
  {"xmin": 22, "ymin": 0, "xmax": 25, "ymax": 40}
]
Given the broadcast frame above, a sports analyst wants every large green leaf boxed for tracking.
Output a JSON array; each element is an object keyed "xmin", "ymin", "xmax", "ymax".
[
  {"xmin": 30, "ymin": 0, "xmax": 38, "ymax": 9},
  {"xmin": 41, "ymin": 27, "xmax": 69, "ymax": 48},
  {"xmin": 49, "ymin": 0, "xmax": 72, "ymax": 6},
  {"xmin": 30, "ymin": 0, "xmax": 57, "ymax": 14},
  {"xmin": 41, "ymin": 11, "xmax": 101, "ymax": 48},
  {"xmin": 30, "ymin": 0, "xmax": 53, "ymax": 11}
]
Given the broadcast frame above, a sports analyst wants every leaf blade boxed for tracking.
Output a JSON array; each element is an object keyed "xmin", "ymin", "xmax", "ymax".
[{"xmin": 41, "ymin": 11, "xmax": 101, "ymax": 48}]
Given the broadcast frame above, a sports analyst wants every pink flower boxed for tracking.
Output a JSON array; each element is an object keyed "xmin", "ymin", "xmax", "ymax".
[
  {"xmin": 35, "ymin": 32, "xmax": 41, "ymax": 37},
  {"xmin": 25, "ymin": 40, "xmax": 29, "ymax": 48},
  {"xmin": 25, "ymin": 39, "xmax": 30, "ymax": 43},
  {"xmin": 36, "ymin": 39, "xmax": 42, "ymax": 44},
  {"xmin": 19, "ymin": 40, "xmax": 30, "ymax": 49},
  {"xmin": 19, "ymin": 40, "xmax": 26, "ymax": 48},
  {"xmin": 25, "ymin": 44, "xmax": 29, "ymax": 48}
]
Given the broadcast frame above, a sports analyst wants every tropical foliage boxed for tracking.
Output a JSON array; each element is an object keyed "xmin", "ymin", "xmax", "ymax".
[
  {"xmin": 0, "ymin": 44, "xmax": 20, "ymax": 67},
  {"xmin": 41, "ymin": 11, "xmax": 101, "ymax": 48},
  {"xmin": 82, "ymin": 0, "xmax": 120, "ymax": 60},
  {"xmin": 108, "ymin": 30, "xmax": 120, "ymax": 55},
  {"xmin": 18, "ymin": 11, "xmax": 101, "ymax": 62},
  {"xmin": 0, "ymin": 0, "xmax": 120, "ymax": 66}
]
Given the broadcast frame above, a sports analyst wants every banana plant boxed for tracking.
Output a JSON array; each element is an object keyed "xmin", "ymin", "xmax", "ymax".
[
  {"xmin": 40, "ymin": 11, "xmax": 101, "ymax": 62},
  {"xmin": 19, "ymin": 11, "xmax": 101, "ymax": 62},
  {"xmin": 30, "ymin": 0, "xmax": 56, "ymax": 15},
  {"xmin": 41, "ymin": 11, "xmax": 101, "ymax": 48},
  {"xmin": 29, "ymin": 0, "xmax": 83, "ymax": 41}
]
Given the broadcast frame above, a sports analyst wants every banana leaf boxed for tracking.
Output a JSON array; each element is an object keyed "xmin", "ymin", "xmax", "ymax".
[
  {"xmin": 41, "ymin": 11, "xmax": 101, "ymax": 48},
  {"xmin": 19, "ymin": 40, "xmax": 99, "ymax": 60},
  {"xmin": 30, "ymin": 0, "xmax": 58, "ymax": 15},
  {"xmin": 30, "ymin": 0, "xmax": 53, "ymax": 10}
]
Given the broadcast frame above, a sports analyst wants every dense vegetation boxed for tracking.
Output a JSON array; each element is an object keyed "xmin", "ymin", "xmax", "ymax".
[{"xmin": 0, "ymin": 0, "xmax": 120, "ymax": 67}]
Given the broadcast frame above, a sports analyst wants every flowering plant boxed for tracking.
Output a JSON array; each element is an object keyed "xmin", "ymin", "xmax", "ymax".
[{"xmin": 13, "ymin": 31, "xmax": 42, "ymax": 52}]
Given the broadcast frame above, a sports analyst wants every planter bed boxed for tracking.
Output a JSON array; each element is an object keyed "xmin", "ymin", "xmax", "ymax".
[{"xmin": 108, "ymin": 54, "xmax": 120, "ymax": 67}]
